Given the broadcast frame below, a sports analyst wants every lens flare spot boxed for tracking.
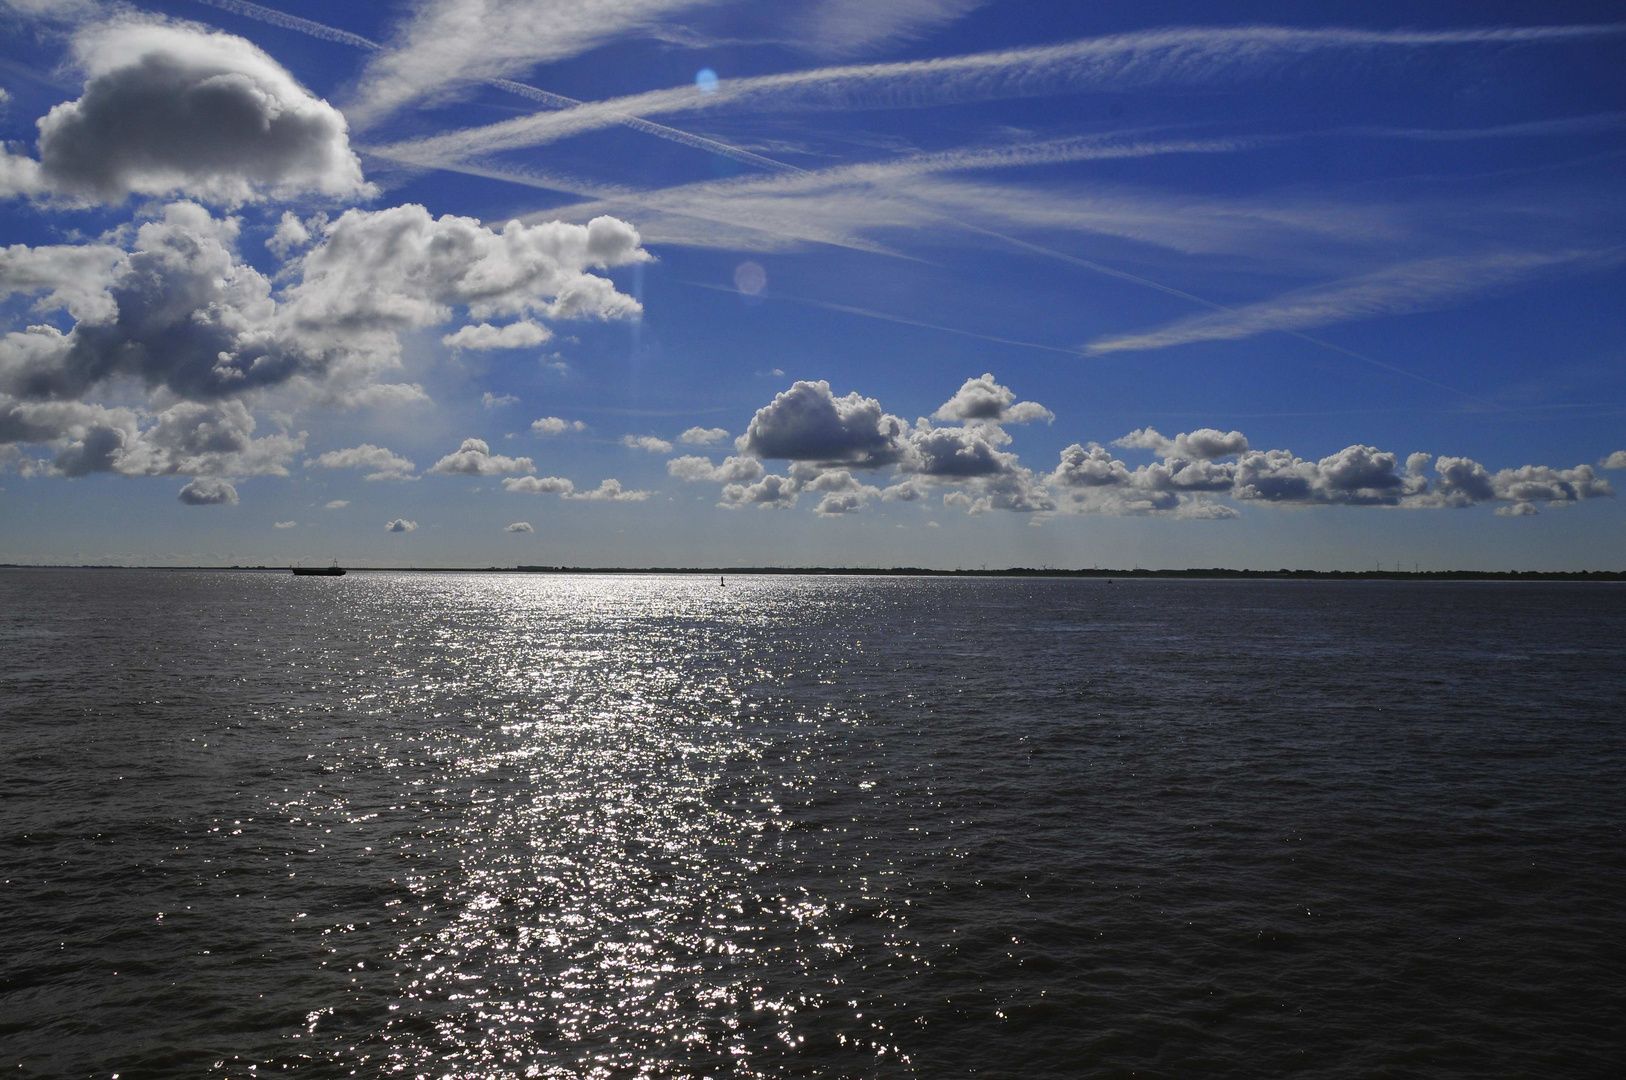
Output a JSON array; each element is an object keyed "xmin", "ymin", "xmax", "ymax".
[
  {"xmin": 695, "ymin": 68, "xmax": 719, "ymax": 94},
  {"xmin": 734, "ymin": 261, "xmax": 767, "ymax": 296}
]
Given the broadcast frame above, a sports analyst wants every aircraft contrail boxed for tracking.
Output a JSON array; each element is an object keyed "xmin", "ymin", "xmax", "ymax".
[
  {"xmin": 185, "ymin": 0, "xmax": 1510, "ymax": 400},
  {"xmin": 187, "ymin": 0, "xmax": 802, "ymax": 175}
]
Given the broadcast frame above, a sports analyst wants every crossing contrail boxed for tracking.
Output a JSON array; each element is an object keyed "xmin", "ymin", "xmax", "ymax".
[{"xmin": 187, "ymin": 0, "xmax": 802, "ymax": 175}]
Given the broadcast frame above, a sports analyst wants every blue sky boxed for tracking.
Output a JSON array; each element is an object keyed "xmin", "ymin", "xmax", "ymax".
[{"xmin": 1, "ymin": 0, "xmax": 1623, "ymax": 568}]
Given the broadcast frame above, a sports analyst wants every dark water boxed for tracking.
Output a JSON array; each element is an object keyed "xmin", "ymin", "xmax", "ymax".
[{"xmin": 2, "ymin": 571, "xmax": 1623, "ymax": 1079}]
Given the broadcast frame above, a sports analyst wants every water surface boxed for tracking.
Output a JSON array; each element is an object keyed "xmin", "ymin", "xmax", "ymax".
[{"xmin": 2, "ymin": 571, "xmax": 1622, "ymax": 1077}]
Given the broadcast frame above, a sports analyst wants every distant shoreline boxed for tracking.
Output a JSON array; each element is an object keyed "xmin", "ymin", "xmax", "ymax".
[{"xmin": 2, "ymin": 564, "xmax": 1623, "ymax": 581}]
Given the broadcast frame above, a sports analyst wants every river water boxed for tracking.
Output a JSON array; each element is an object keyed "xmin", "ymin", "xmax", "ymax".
[{"xmin": 2, "ymin": 570, "xmax": 1622, "ymax": 1078}]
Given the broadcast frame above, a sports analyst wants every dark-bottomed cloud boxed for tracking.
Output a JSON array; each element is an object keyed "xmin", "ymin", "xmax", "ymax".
[{"xmin": 7, "ymin": 21, "xmax": 369, "ymax": 204}]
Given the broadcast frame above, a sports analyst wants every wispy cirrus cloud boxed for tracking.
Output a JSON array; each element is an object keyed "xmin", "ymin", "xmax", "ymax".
[
  {"xmin": 376, "ymin": 23, "xmax": 1626, "ymax": 161},
  {"xmin": 487, "ymin": 134, "xmax": 1378, "ymax": 259},
  {"xmin": 1087, "ymin": 248, "xmax": 1626, "ymax": 353},
  {"xmin": 789, "ymin": 0, "xmax": 986, "ymax": 58},
  {"xmin": 344, "ymin": 0, "xmax": 728, "ymax": 128},
  {"xmin": 189, "ymin": 0, "xmax": 805, "ymax": 174}
]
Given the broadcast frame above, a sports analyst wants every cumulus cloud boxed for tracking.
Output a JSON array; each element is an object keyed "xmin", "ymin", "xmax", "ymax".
[
  {"xmin": 17, "ymin": 21, "xmax": 369, "ymax": 205},
  {"xmin": 325, "ymin": 498, "xmax": 349, "ymax": 508},
  {"xmin": 0, "ymin": 241, "xmax": 126, "ymax": 322},
  {"xmin": 566, "ymin": 478, "xmax": 651, "ymax": 501},
  {"xmin": 0, "ymin": 205, "xmax": 291, "ymax": 402},
  {"xmin": 715, "ymin": 374, "xmax": 1061, "ymax": 514},
  {"xmin": 621, "ymin": 434, "xmax": 673, "ymax": 453},
  {"xmin": 502, "ymin": 475, "xmax": 574, "ymax": 495},
  {"xmin": 1495, "ymin": 501, "xmax": 1540, "ymax": 517},
  {"xmin": 932, "ymin": 373, "xmax": 1053, "ymax": 425},
  {"xmin": 0, "ymin": 200, "xmax": 649, "ymax": 438},
  {"xmin": 1230, "ymin": 445, "xmax": 1419, "ymax": 506},
  {"xmin": 430, "ymin": 437, "xmax": 535, "ymax": 476},
  {"xmin": 274, "ymin": 520, "xmax": 296, "ymax": 528},
  {"xmin": 266, "ymin": 211, "xmax": 314, "ymax": 258},
  {"xmin": 505, "ymin": 520, "xmax": 533, "ymax": 532},
  {"xmin": 690, "ymin": 375, "xmax": 1619, "ymax": 522},
  {"xmin": 1114, "ymin": 426, "xmax": 1249, "ymax": 460},
  {"xmin": 500, "ymin": 474, "xmax": 648, "ymax": 500},
  {"xmin": 799, "ymin": 467, "xmax": 882, "ymax": 516},
  {"xmin": 1, "ymin": 393, "xmax": 303, "ymax": 479},
  {"xmin": 1049, "ymin": 429, "xmax": 1611, "ymax": 517},
  {"xmin": 902, "ymin": 422, "xmax": 1020, "ymax": 478},
  {"xmin": 737, "ymin": 379, "xmax": 908, "ymax": 467},
  {"xmin": 1602, "ymin": 450, "xmax": 1626, "ymax": 470},
  {"xmin": 1489, "ymin": 463, "xmax": 1610, "ymax": 505},
  {"xmin": 386, "ymin": 518, "xmax": 417, "ymax": 532},
  {"xmin": 531, "ymin": 416, "xmax": 586, "ymax": 435},
  {"xmin": 306, "ymin": 443, "xmax": 416, "ymax": 481},
  {"xmin": 667, "ymin": 454, "xmax": 764, "ymax": 483},
  {"xmin": 178, "ymin": 476, "xmax": 237, "ymax": 505},
  {"xmin": 481, "ymin": 391, "xmax": 519, "ymax": 408},
  {"xmin": 679, "ymin": 426, "xmax": 730, "ymax": 445},
  {"xmin": 443, "ymin": 320, "xmax": 552, "ymax": 351},
  {"xmin": 720, "ymin": 472, "xmax": 799, "ymax": 510},
  {"xmin": 0, "ymin": 201, "xmax": 646, "ymax": 488}
]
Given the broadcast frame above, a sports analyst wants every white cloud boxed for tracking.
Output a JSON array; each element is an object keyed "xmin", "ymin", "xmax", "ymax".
[
  {"xmin": 178, "ymin": 477, "xmax": 237, "ymax": 505},
  {"xmin": 690, "ymin": 377, "xmax": 1619, "ymax": 521},
  {"xmin": 1231, "ymin": 445, "xmax": 1418, "ymax": 506},
  {"xmin": 306, "ymin": 443, "xmax": 416, "ymax": 481},
  {"xmin": 679, "ymin": 425, "xmax": 729, "ymax": 445},
  {"xmin": 932, "ymin": 372, "xmax": 1053, "ymax": 425},
  {"xmin": 11, "ymin": 200, "xmax": 573, "ymax": 420},
  {"xmin": 1114, "ymin": 427, "xmax": 1249, "ymax": 460},
  {"xmin": 1, "ymin": 394, "xmax": 303, "ymax": 480},
  {"xmin": 737, "ymin": 379, "xmax": 909, "ymax": 467},
  {"xmin": 1489, "ymin": 463, "xmax": 1610, "ymax": 505},
  {"xmin": 497, "ymin": 133, "xmax": 1334, "ymax": 267},
  {"xmin": 1045, "ymin": 431, "xmax": 1611, "ymax": 517},
  {"xmin": 0, "ymin": 241, "xmax": 125, "ymax": 322},
  {"xmin": 1088, "ymin": 250, "xmax": 1618, "ymax": 353},
  {"xmin": 1598, "ymin": 450, "xmax": 1626, "ymax": 470},
  {"xmin": 386, "ymin": 517, "xmax": 417, "ymax": 532},
  {"xmin": 324, "ymin": 499, "xmax": 349, "ymax": 508},
  {"xmin": 720, "ymin": 472, "xmax": 799, "ymax": 509},
  {"xmin": 621, "ymin": 434, "xmax": 673, "ymax": 453},
  {"xmin": 444, "ymin": 320, "xmax": 553, "ymax": 351},
  {"xmin": 667, "ymin": 454, "xmax": 764, "ymax": 483},
  {"xmin": 430, "ymin": 437, "xmax": 535, "ymax": 476},
  {"xmin": 266, "ymin": 211, "xmax": 314, "ymax": 259},
  {"xmin": 18, "ymin": 20, "xmax": 369, "ymax": 205},
  {"xmin": 481, "ymin": 391, "xmax": 519, "ymax": 409},
  {"xmin": 388, "ymin": 24, "xmax": 1623, "ymax": 161},
  {"xmin": 505, "ymin": 520, "xmax": 533, "ymax": 532},
  {"xmin": 902, "ymin": 423, "xmax": 1021, "ymax": 479},
  {"xmin": 565, "ymin": 478, "xmax": 651, "ymax": 501},
  {"xmin": 285, "ymin": 208, "xmax": 651, "ymax": 339},
  {"xmin": 502, "ymin": 475, "xmax": 574, "ymax": 495},
  {"xmin": 499, "ymin": 474, "xmax": 648, "ymax": 500},
  {"xmin": 531, "ymin": 416, "xmax": 586, "ymax": 435},
  {"xmin": 792, "ymin": 0, "xmax": 984, "ymax": 57},
  {"xmin": 0, "ymin": 205, "xmax": 285, "ymax": 402},
  {"xmin": 274, "ymin": 520, "xmax": 296, "ymax": 528},
  {"xmin": 1495, "ymin": 501, "xmax": 1540, "ymax": 517},
  {"xmin": 346, "ymin": 0, "xmax": 725, "ymax": 128},
  {"xmin": 800, "ymin": 468, "xmax": 882, "ymax": 516}
]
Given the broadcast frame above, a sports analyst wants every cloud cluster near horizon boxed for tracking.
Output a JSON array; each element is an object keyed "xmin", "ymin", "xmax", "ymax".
[{"xmin": 662, "ymin": 373, "xmax": 1618, "ymax": 520}]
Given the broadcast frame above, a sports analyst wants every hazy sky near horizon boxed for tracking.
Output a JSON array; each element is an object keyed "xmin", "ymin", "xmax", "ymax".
[{"xmin": 1, "ymin": 0, "xmax": 1623, "ymax": 569}]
